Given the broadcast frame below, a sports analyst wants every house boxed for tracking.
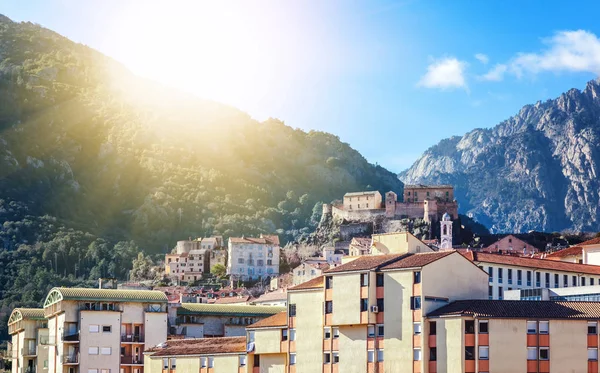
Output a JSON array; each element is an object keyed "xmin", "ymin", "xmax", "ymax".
[
  {"xmin": 249, "ymin": 290, "xmax": 288, "ymax": 308},
  {"xmin": 482, "ymin": 234, "xmax": 539, "ymax": 255},
  {"xmin": 343, "ymin": 191, "xmax": 383, "ymax": 211},
  {"xmin": 292, "ymin": 261, "xmax": 329, "ymax": 286},
  {"xmin": 370, "ymin": 232, "xmax": 432, "ymax": 255},
  {"xmin": 348, "ymin": 237, "xmax": 372, "ymax": 256},
  {"xmin": 227, "ymin": 235, "xmax": 280, "ymax": 281}
]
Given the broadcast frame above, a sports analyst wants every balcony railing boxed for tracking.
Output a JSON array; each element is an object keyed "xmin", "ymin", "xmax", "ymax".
[
  {"xmin": 22, "ymin": 347, "xmax": 37, "ymax": 356},
  {"xmin": 121, "ymin": 356, "xmax": 144, "ymax": 365},
  {"xmin": 121, "ymin": 335, "xmax": 144, "ymax": 343},
  {"xmin": 63, "ymin": 354, "xmax": 79, "ymax": 364},
  {"xmin": 62, "ymin": 333, "xmax": 79, "ymax": 342},
  {"xmin": 25, "ymin": 367, "xmax": 36, "ymax": 373}
]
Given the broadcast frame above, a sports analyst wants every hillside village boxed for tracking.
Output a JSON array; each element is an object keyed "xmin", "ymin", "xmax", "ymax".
[{"xmin": 4, "ymin": 185, "xmax": 600, "ymax": 373}]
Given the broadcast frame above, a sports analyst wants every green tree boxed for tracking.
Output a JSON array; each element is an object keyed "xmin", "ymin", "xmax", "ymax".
[
  {"xmin": 210, "ymin": 264, "xmax": 227, "ymax": 279},
  {"xmin": 129, "ymin": 252, "xmax": 153, "ymax": 281}
]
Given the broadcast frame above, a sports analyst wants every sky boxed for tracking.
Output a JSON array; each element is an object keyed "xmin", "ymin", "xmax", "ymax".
[{"xmin": 3, "ymin": 0, "xmax": 600, "ymax": 172}]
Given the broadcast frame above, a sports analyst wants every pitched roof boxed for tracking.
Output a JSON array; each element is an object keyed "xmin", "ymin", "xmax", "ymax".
[
  {"xmin": 288, "ymin": 275, "xmax": 325, "ymax": 291},
  {"xmin": 380, "ymin": 251, "xmax": 455, "ymax": 270},
  {"xmin": 229, "ymin": 234, "xmax": 279, "ymax": 245},
  {"xmin": 404, "ymin": 184, "xmax": 453, "ymax": 189},
  {"xmin": 461, "ymin": 251, "xmax": 600, "ymax": 276},
  {"xmin": 146, "ymin": 336, "xmax": 246, "ymax": 356},
  {"xmin": 247, "ymin": 311, "xmax": 287, "ymax": 329},
  {"xmin": 251, "ymin": 291, "xmax": 287, "ymax": 303},
  {"xmin": 47, "ymin": 287, "xmax": 168, "ymax": 303},
  {"xmin": 580, "ymin": 237, "xmax": 600, "ymax": 246},
  {"xmin": 428, "ymin": 300, "xmax": 600, "ymax": 320},
  {"xmin": 8, "ymin": 308, "xmax": 46, "ymax": 325},
  {"xmin": 344, "ymin": 191, "xmax": 380, "ymax": 197},
  {"xmin": 177, "ymin": 303, "xmax": 285, "ymax": 316},
  {"xmin": 324, "ymin": 251, "xmax": 455, "ymax": 274},
  {"xmin": 213, "ymin": 296, "xmax": 251, "ymax": 304},
  {"xmin": 546, "ymin": 246, "xmax": 583, "ymax": 258}
]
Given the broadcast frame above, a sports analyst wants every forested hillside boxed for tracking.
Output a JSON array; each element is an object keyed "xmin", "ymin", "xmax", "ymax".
[{"xmin": 0, "ymin": 15, "xmax": 403, "ymax": 334}]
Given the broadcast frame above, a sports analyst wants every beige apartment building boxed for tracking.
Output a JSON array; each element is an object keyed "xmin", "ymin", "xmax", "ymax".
[
  {"xmin": 42, "ymin": 287, "xmax": 168, "ymax": 373},
  {"xmin": 8, "ymin": 308, "xmax": 49, "ymax": 373},
  {"xmin": 370, "ymin": 232, "xmax": 432, "ymax": 256}
]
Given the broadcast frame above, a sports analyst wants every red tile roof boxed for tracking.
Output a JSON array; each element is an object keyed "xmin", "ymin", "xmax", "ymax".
[
  {"xmin": 461, "ymin": 251, "xmax": 600, "ymax": 276},
  {"xmin": 324, "ymin": 251, "xmax": 456, "ymax": 274},
  {"xmin": 580, "ymin": 237, "xmax": 600, "ymax": 246},
  {"xmin": 213, "ymin": 296, "xmax": 251, "ymax": 304},
  {"xmin": 546, "ymin": 246, "xmax": 583, "ymax": 258},
  {"xmin": 229, "ymin": 234, "xmax": 280, "ymax": 245},
  {"xmin": 288, "ymin": 275, "xmax": 325, "ymax": 291},
  {"xmin": 247, "ymin": 311, "xmax": 287, "ymax": 329},
  {"xmin": 428, "ymin": 300, "xmax": 600, "ymax": 320},
  {"xmin": 380, "ymin": 251, "xmax": 455, "ymax": 270},
  {"xmin": 146, "ymin": 337, "xmax": 246, "ymax": 356}
]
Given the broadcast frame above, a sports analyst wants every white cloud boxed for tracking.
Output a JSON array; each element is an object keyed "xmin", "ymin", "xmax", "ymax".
[
  {"xmin": 475, "ymin": 53, "xmax": 489, "ymax": 64},
  {"xmin": 417, "ymin": 57, "xmax": 468, "ymax": 90},
  {"xmin": 480, "ymin": 64, "xmax": 508, "ymax": 81}
]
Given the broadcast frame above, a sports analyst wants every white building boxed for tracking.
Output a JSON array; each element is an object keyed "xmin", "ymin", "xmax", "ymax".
[
  {"xmin": 8, "ymin": 308, "xmax": 48, "ymax": 373},
  {"xmin": 227, "ymin": 235, "xmax": 280, "ymax": 281}
]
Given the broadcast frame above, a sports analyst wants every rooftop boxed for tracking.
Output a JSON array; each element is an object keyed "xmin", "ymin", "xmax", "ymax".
[
  {"xmin": 177, "ymin": 303, "xmax": 285, "ymax": 316},
  {"xmin": 8, "ymin": 308, "xmax": 46, "ymax": 325},
  {"xmin": 213, "ymin": 296, "xmax": 251, "ymax": 305},
  {"xmin": 324, "ymin": 251, "xmax": 455, "ymax": 274},
  {"xmin": 461, "ymin": 251, "xmax": 600, "ymax": 276},
  {"xmin": 229, "ymin": 234, "xmax": 280, "ymax": 245},
  {"xmin": 404, "ymin": 184, "xmax": 453, "ymax": 189},
  {"xmin": 146, "ymin": 336, "xmax": 246, "ymax": 356},
  {"xmin": 288, "ymin": 275, "xmax": 325, "ymax": 291},
  {"xmin": 546, "ymin": 246, "xmax": 583, "ymax": 259},
  {"xmin": 380, "ymin": 251, "xmax": 455, "ymax": 270},
  {"xmin": 344, "ymin": 191, "xmax": 381, "ymax": 197},
  {"xmin": 247, "ymin": 311, "xmax": 287, "ymax": 329},
  {"xmin": 580, "ymin": 237, "xmax": 600, "ymax": 246},
  {"xmin": 44, "ymin": 287, "xmax": 168, "ymax": 307},
  {"xmin": 428, "ymin": 299, "xmax": 600, "ymax": 320},
  {"xmin": 251, "ymin": 291, "xmax": 287, "ymax": 304}
]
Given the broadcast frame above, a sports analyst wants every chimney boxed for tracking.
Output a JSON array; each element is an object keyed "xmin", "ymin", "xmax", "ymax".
[{"xmin": 99, "ymin": 278, "xmax": 103, "ymax": 289}]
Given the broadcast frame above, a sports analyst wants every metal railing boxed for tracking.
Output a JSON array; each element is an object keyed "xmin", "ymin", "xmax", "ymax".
[
  {"xmin": 121, "ymin": 356, "xmax": 144, "ymax": 365},
  {"xmin": 21, "ymin": 347, "xmax": 37, "ymax": 356},
  {"xmin": 120, "ymin": 335, "xmax": 144, "ymax": 343},
  {"xmin": 63, "ymin": 354, "xmax": 79, "ymax": 364},
  {"xmin": 25, "ymin": 367, "xmax": 36, "ymax": 373},
  {"xmin": 62, "ymin": 333, "xmax": 79, "ymax": 342}
]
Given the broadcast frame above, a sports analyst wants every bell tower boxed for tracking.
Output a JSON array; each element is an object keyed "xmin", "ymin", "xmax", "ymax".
[{"xmin": 440, "ymin": 212, "xmax": 453, "ymax": 250}]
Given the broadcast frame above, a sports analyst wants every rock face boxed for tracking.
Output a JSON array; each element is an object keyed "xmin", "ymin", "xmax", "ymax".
[{"xmin": 401, "ymin": 79, "xmax": 600, "ymax": 233}]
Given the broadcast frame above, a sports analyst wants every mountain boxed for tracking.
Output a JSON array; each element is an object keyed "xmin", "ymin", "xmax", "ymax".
[
  {"xmin": 401, "ymin": 79, "xmax": 600, "ymax": 234},
  {"xmin": 0, "ymin": 15, "xmax": 402, "ymax": 332}
]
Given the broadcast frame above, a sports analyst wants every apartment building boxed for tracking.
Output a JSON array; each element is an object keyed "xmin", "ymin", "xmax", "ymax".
[
  {"xmin": 43, "ymin": 287, "xmax": 168, "ymax": 373},
  {"xmin": 462, "ymin": 251, "xmax": 600, "ymax": 300},
  {"xmin": 144, "ymin": 337, "xmax": 246, "ymax": 373},
  {"xmin": 8, "ymin": 308, "xmax": 48, "ymax": 373},
  {"xmin": 292, "ymin": 261, "xmax": 329, "ymax": 286},
  {"xmin": 227, "ymin": 235, "xmax": 280, "ymax": 281},
  {"xmin": 546, "ymin": 237, "xmax": 600, "ymax": 265},
  {"xmin": 164, "ymin": 249, "xmax": 210, "ymax": 283},
  {"xmin": 370, "ymin": 232, "xmax": 433, "ymax": 255},
  {"xmin": 246, "ymin": 311, "xmax": 288, "ymax": 371}
]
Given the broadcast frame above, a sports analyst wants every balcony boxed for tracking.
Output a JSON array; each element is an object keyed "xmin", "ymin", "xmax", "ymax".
[
  {"xmin": 121, "ymin": 356, "xmax": 144, "ymax": 365},
  {"xmin": 62, "ymin": 333, "xmax": 79, "ymax": 343},
  {"xmin": 22, "ymin": 347, "xmax": 37, "ymax": 357},
  {"xmin": 63, "ymin": 355, "xmax": 79, "ymax": 365},
  {"xmin": 25, "ymin": 367, "xmax": 36, "ymax": 373},
  {"xmin": 121, "ymin": 335, "xmax": 144, "ymax": 343}
]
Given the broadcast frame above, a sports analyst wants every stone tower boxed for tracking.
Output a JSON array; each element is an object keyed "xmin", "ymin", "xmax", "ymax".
[{"xmin": 440, "ymin": 212, "xmax": 453, "ymax": 250}]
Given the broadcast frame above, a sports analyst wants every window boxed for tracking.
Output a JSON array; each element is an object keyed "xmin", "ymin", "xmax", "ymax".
[
  {"xmin": 248, "ymin": 331, "xmax": 255, "ymax": 342},
  {"xmin": 333, "ymin": 352, "xmax": 339, "ymax": 364},
  {"xmin": 573, "ymin": 275, "xmax": 577, "ymax": 286},
  {"xmin": 324, "ymin": 327, "xmax": 331, "ymax": 339},
  {"xmin": 101, "ymin": 347, "xmax": 111, "ymax": 355},
  {"xmin": 163, "ymin": 358, "xmax": 168, "ymax": 369},
  {"xmin": 465, "ymin": 346, "xmax": 475, "ymax": 360},
  {"xmin": 535, "ymin": 272, "xmax": 541, "ymax": 287},
  {"xmin": 589, "ymin": 322, "xmax": 598, "ymax": 335},
  {"xmin": 253, "ymin": 355, "xmax": 260, "ymax": 368},
  {"xmin": 376, "ymin": 325, "xmax": 384, "ymax": 337},
  {"xmin": 564, "ymin": 275, "xmax": 568, "ymax": 287},
  {"xmin": 498, "ymin": 268, "xmax": 503, "ymax": 283},
  {"xmin": 517, "ymin": 269, "xmax": 522, "ymax": 285},
  {"xmin": 367, "ymin": 325, "xmax": 375, "ymax": 338},
  {"xmin": 508, "ymin": 269, "xmax": 513, "ymax": 284},
  {"xmin": 479, "ymin": 320, "xmax": 489, "ymax": 333},
  {"xmin": 377, "ymin": 298, "xmax": 384, "ymax": 312},
  {"xmin": 102, "ymin": 326, "xmax": 111, "ymax": 333},
  {"xmin": 289, "ymin": 353, "xmax": 296, "ymax": 365},
  {"xmin": 539, "ymin": 347, "xmax": 549, "ymax": 360},
  {"xmin": 281, "ymin": 329, "xmax": 288, "ymax": 341},
  {"xmin": 239, "ymin": 355, "xmax": 246, "ymax": 367},
  {"xmin": 376, "ymin": 274, "xmax": 384, "ymax": 287},
  {"xmin": 413, "ymin": 348, "xmax": 422, "ymax": 361},
  {"xmin": 414, "ymin": 322, "xmax": 422, "ymax": 335},
  {"xmin": 200, "ymin": 357, "xmax": 207, "ymax": 368},
  {"xmin": 539, "ymin": 321, "xmax": 549, "ymax": 334},
  {"xmin": 410, "ymin": 296, "xmax": 421, "ymax": 310},
  {"xmin": 479, "ymin": 346, "xmax": 489, "ymax": 360},
  {"xmin": 325, "ymin": 276, "xmax": 333, "ymax": 289},
  {"xmin": 89, "ymin": 370, "xmax": 98, "ymax": 373},
  {"xmin": 583, "ymin": 277, "xmax": 587, "ymax": 286},
  {"xmin": 414, "ymin": 271, "xmax": 421, "ymax": 284},
  {"xmin": 289, "ymin": 304, "xmax": 297, "ymax": 317},
  {"xmin": 377, "ymin": 349, "xmax": 384, "ymax": 362},
  {"xmin": 498, "ymin": 287, "xmax": 503, "ymax": 300},
  {"xmin": 430, "ymin": 347, "xmax": 437, "ymax": 361},
  {"xmin": 361, "ymin": 273, "xmax": 369, "ymax": 287},
  {"xmin": 465, "ymin": 320, "xmax": 475, "ymax": 334},
  {"xmin": 527, "ymin": 347, "xmax": 537, "ymax": 360},
  {"xmin": 325, "ymin": 301, "xmax": 333, "ymax": 314},
  {"xmin": 545, "ymin": 273, "xmax": 550, "ymax": 287},
  {"xmin": 89, "ymin": 325, "xmax": 99, "ymax": 333},
  {"xmin": 527, "ymin": 271, "xmax": 532, "ymax": 286},
  {"xmin": 208, "ymin": 357, "xmax": 214, "ymax": 368},
  {"xmin": 527, "ymin": 321, "xmax": 537, "ymax": 334},
  {"xmin": 488, "ymin": 286, "xmax": 493, "ymax": 300},
  {"xmin": 88, "ymin": 347, "xmax": 99, "ymax": 355},
  {"xmin": 290, "ymin": 329, "xmax": 296, "ymax": 341},
  {"xmin": 554, "ymin": 274, "xmax": 559, "ymax": 287},
  {"xmin": 589, "ymin": 348, "xmax": 598, "ymax": 361},
  {"xmin": 488, "ymin": 267, "xmax": 493, "ymax": 282},
  {"xmin": 267, "ymin": 260, "xmax": 272, "ymax": 266},
  {"xmin": 361, "ymin": 298, "xmax": 368, "ymax": 312},
  {"xmin": 44, "ymin": 361, "xmax": 48, "ymax": 368},
  {"xmin": 430, "ymin": 321, "xmax": 437, "ymax": 335},
  {"xmin": 368, "ymin": 350, "xmax": 375, "ymax": 362}
]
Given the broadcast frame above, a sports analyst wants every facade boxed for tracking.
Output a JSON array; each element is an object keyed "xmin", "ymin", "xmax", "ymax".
[
  {"xmin": 43, "ymin": 287, "xmax": 168, "ymax": 373},
  {"xmin": 349, "ymin": 237, "xmax": 372, "ymax": 256},
  {"xmin": 246, "ymin": 312, "xmax": 288, "ymax": 373},
  {"xmin": 292, "ymin": 262, "xmax": 329, "ymax": 286},
  {"xmin": 165, "ymin": 250, "xmax": 210, "ymax": 283},
  {"xmin": 227, "ymin": 235, "xmax": 280, "ymax": 281},
  {"xmin": 209, "ymin": 249, "xmax": 227, "ymax": 269},
  {"xmin": 343, "ymin": 191, "xmax": 383, "ymax": 211},
  {"xmin": 8, "ymin": 308, "xmax": 48, "ymax": 373},
  {"xmin": 462, "ymin": 251, "xmax": 600, "ymax": 300},
  {"xmin": 403, "ymin": 185, "xmax": 454, "ymax": 203},
  {"xmin": 250, "ymin": 291, "xmax": 288, "ymax": 308},
  {"xmin": 440, "ymin": 213, "xmax": 453, "ymax": 250},
  {"xmin": 547, "ymin": 238, "xmax": 600, "ymax": 265},
  {"xmin": 370, "ymin": 232, "xmax": 433, "ymax": 255},
  {"xmin": 174, "ymin": 303, "xmax": 285, "ymax": 338},
  {"xmin": 482, "ymin": 234, "xmax": 539, "ymax": 255},
  {"xmin": 582, "ymin": 238, "xmax": 600, "ymax": 265},
  {"xmin": 144, "ymin": 337, "xmax": 246, "ymax": 373},
  {"xmin": 505, "ymin": 284, "xmax": 600, "ymax": 301}
]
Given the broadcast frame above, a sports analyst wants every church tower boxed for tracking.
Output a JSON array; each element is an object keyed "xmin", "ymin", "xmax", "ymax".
[{"xmin": 440, "ymin": 212, "xmax": 453, "ymax": 250}]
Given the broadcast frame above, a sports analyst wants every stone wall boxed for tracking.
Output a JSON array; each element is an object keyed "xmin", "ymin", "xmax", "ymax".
[
  {"xmin": 340, "ymin": 222, "xmax": 372, "ymax": 241},
  {"xmin": 331, "ymin": 205, "xmax": 386, "ymax": 221}
]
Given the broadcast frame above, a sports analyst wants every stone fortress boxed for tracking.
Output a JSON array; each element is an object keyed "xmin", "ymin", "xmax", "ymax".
[{"xmin": 323, "ymin": 184, "xmax": 458, "ymax": 223}]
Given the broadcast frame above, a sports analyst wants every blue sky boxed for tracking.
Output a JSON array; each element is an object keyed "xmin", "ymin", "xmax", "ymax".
[{"xmin": 3, "ymin": 0, "xmax": 600, "ymax": 172}]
